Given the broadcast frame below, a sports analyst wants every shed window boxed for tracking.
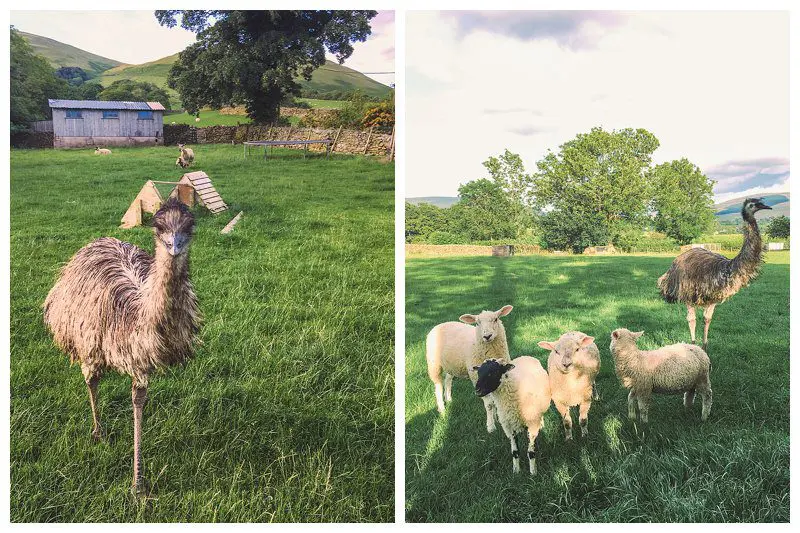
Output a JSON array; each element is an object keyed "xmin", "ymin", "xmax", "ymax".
[
  {"xmin": 138, "ymin": 111, "xmax": 154, "ymax": 120},
  {"xmin": 102, "ymin": 111, "xmax": 119, "ymax": 119},
  {"xmin": 65, "ymin": 110, "xmax": 83, "ymax": 119}
]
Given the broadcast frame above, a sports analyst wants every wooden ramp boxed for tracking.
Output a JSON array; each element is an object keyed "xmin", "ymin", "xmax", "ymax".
[
  {"xmin": 179, "ymin": 171, "xmax": 227, "ymax": 214},
  {"xmin": 120, "ymin": 171, "xmax": 228, "ymax": 228}
]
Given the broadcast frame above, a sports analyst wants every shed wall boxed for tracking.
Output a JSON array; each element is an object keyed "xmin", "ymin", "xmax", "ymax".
[{"xmin": 52, "ymin": 108, "xmax": 164, "ymax": 148}]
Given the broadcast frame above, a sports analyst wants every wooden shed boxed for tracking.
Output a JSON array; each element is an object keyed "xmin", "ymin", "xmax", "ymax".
[{"xmin": 48, "ymin": 99, "xmax": 165, "ymax": 148}]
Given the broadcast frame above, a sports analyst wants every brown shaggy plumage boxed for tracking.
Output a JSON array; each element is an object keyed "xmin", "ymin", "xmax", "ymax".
[
  {"xmin": 43, "ymin": 197, "xmax": 200, "ymax": 494},
  {"xmin": 657, "ymin": 197, "xmax": 770, "ymax": 349}
]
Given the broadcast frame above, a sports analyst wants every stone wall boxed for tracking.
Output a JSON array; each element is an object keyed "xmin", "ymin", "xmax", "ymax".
[
  {"xmin": 11, "ymin": 131, "xmax": 53, "ymax": 149},
  {"xmin": 163, "ymin": 124, "xmax": 394, "ymax": 157}
]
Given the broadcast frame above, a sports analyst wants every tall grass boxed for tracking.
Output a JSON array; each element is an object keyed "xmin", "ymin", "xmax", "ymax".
[
  {"xmin": 11, "ymin": 145, "xmax": 394, "ymax": 522},
  {"xmin": 406, "ymin": 252, "xmax": 789, "ymax": 522}
]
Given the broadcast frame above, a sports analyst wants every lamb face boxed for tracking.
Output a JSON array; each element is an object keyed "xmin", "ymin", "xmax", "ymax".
[
  {"xmin": 459, "ymin": 305, "xmax": 512, "ymax": 344},
  {"xmin": 472, "ymin": 358, "xmax": 514, "ymax": 397}
]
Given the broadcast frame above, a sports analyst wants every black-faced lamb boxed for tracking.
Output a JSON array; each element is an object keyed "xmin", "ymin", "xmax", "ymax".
[
  {"xmin": 610, "ymin": 328, "xmax": 712, "ymax": 423},
  {"xmin": 538, "ymin": 331, "xmax": 600, "ymax": 440},
  {"xmin": 425, "ymin": 305, "xmax": 512, "ymax": 433},
  {"xmin": 473, "ymin": 357, "xmax": 551, "ymax": 474}
]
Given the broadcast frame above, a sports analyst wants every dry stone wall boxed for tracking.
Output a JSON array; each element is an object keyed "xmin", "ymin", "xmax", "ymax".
[{"xmin": 164, "ymin": 124, "xmax": 393, "ymax": 157}]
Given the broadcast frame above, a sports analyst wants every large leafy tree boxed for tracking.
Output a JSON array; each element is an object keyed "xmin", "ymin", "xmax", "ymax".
[
  {"xmin": 155, "ymin": 10, "xmax": 377, "ymax": 123},
  {"xmin": 98, "ymin": 80, "xmax": 172, "ymax": 109},
  {"xmin": 10, "ymin": 26, "xmax": 71, "ymax": 132},
  {"xmin": 650, "ymin": 158, "xmax": 716, "ymax": 245},
  {"xmin": 450, "ymin": 179, "xmax": 517, "ymax": 241},
  {"xmin": 482, "ymin": 149, "xmax": 533, "ymax": 237},
  {"xmin": 766, "ymin": 215, "xmax": 790, "ymax": 239},
  {"xmin": 531, "ymin": 127, "xmax": 660, "ymax": 249}
]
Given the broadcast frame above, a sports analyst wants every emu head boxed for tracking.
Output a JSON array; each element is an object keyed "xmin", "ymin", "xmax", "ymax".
[
  {"xmin": 538, "ymin": 333, "xmax": 595, "ymax": 373},
  {"xmin": 610, "ymin": 328, "xmax": 644, "ymax": 351},
  {"xmin": 742, "ymin": 197, "xmax": 772, "ymax": 219},
  {"xmin": 152, "ymin": 198, "xmax": 195, "ymax": 256},
  {"xmin": 459, "ymin": 305, "xmax": 513, "ymax": 344},
  {"xmin": 472, "ymin": 358, "xmax": 515, "ymax": 397}
]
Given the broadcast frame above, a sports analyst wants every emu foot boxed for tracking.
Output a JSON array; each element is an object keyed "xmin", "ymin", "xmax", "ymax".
[
  {"xmin": 91, "ymin": 426, "xmax": 105, "ymax": 443},
  {"xmin": 131, "ymin": 477, "xmax": 151, "ymax": 498}
]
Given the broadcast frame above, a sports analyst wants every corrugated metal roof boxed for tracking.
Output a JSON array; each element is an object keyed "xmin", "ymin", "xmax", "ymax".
[
  {"xmin": 146, "ymin": 101, "xmax": 166, "ymax": 111},
  {"xmin": 48, "ymin": 99, "xmax": 164, "ymax": 111}
]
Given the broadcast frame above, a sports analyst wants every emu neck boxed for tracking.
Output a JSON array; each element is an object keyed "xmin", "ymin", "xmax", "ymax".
[
  {"xmin": 143, "ymin": 242, "xmax": 188, "ymax": 325},
  {"xmin": 731, "ymin": 214, "xmax": 762, "ymax": 274}
]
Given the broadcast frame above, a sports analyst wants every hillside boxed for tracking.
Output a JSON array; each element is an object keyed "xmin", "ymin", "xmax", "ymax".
[
  {"xmin": 714, "ymin": 192, "xmax": 790, "ymax": 221},
  {"xmin": 407, "ymin": 196, "xmax": 459, "ymax": 208},
  {"xmin": 99, "ymin": 55, "xmax": 391, "ymax": 107},
  {"xmin": 20, "ymin": 31, "xmax": 121, "ymax": 77}
]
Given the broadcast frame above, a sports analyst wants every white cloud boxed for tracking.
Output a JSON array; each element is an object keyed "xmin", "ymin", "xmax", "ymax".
[{"xmin": 406, "ymin": 11, "xmax": 789, "ymax": 198}]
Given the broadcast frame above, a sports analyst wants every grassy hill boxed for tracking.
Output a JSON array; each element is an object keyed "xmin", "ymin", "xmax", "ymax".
[
  {"xmin": 714, "ymin": 193, "xmax": 790, "ymax": 221},
  {"xmin": 20, "ymin": 31, "xmax": 121, "ymax": 77},
  {"xmin": 406, "ymin": 197, "xmax": 459, "ymax": 208}
]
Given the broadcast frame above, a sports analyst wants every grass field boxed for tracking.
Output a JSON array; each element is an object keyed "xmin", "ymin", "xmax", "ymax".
[
  {"xmin": 406, "ymin": 252, "xmax": 789, "ymax": 522},
  {"xmin": 10, "ymin": 145, "xmax": 394, "ymax": 522},
  {"xmin": 166, "ymin": 110, "xmax": 253, "ymax": 127}
]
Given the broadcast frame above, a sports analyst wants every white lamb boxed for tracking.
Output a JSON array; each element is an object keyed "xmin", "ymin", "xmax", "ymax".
[
  {"xmin": 610, "ymin": 328, "xmax": 712, "ymax": 423},
  {"xmin": 538, "ymin": 331, "xmax": 600, "ymax": 440},
  {"xmin": 425, "ymin": 305, "xmax": 512, "ymax": 433},
  {"xmin": 177, "ymin": 144, "xmax": 195, "ymax": 164},
  {"xmin": 194, "ymin": 117, "xmax": 201, "ymax": 123},
  {"xmin": 94, "ymin": 146, "xmax": 112, "ymax": 155},
  {"xmin": 473, "ymin": 357, "xmax": 551, "ymax": 474}
]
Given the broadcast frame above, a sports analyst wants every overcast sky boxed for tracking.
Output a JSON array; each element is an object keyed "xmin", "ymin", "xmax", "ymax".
[
  {"xmin": 407, "ymin": 11, "xmax": 789, "ymax": 203},
  {"xmin": 10, "ymin": 10, "xmax": 394, "ymax": 86}
]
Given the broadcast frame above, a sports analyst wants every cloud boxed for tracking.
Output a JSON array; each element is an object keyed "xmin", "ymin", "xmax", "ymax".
[
  {"xmin": 705, "ymin": 157, "xmax": 790, "ymax": 196},
  {"xmin": 483, "ymin": 108, "xmax": 543, "ymax": 116},
  {"xmin": 507, "ymin": 126, "xmax": 550, "ymax": 136},
  {"xmin": 445, "ymin": 10, "xmax": 625, "ymax": 49}
]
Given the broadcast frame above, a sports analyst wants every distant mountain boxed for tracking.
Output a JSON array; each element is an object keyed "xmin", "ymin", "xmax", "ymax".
[
  {"xmin": 714, "ymin": 193, "xmax": 790, "ymax": 222},
  {"xmin": 20, "ymin": 31, "xmax": 121, "ymax": 77},
  {"xmin": 407, "ymin": 196, "xmax": 459, "ymax": 208}
]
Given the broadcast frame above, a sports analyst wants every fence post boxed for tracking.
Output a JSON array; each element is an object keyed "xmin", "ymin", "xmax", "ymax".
[
  {"xmin": 363, "ymin": 126, "xmax": 374, "ymax": 155},
  {"xmin": 331, "ymin": 126, "xmax": 343, "ymax": 153}
]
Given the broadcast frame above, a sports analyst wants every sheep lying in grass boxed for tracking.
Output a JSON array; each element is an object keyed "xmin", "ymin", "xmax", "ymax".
[
  {"xmin": 425, "ymin": 305, "xmax": 512, "ymax": 433},
  {"xmin": 178, "ymin": 144, "xmax": 195, "ymax": 164},
  {"xmin": 473, "ymin": 357, "xmax": 551, "ymax": 474},
  {"xmin": 610, "ymin": 328, "xmax": 712, "ymax": 423},
  {"xmin": 94, "ymin": 147, "xmax": 112, "ymax": 155},
  {"xmin": 538, "ymin": 331, "xmax": 600, "ymax": 440},
  {"xmin": 175, "ymin": 156, "xmax": 190, "ymax": 168}
]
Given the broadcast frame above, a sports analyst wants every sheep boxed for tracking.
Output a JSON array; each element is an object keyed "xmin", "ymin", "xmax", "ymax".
[
  {"xmin": 177, "ymin": 143, "xmax": 195, "ymax": 164},
  {"xmin": 425, "ymin": 305, "xmax": 513, "ymax": 433},
  {"xmin": 171, "ymin": 121, "xmax": 177, "ymax": 125},
  {"xmin": 94, "ymin": 146, "xmax": 112, "ymax": 155},
  {"xmin": 538, "ymin": 331, "xmax": 600, "ymax": 440},
  {"xmin": 610, "ymin": 328, "xmax": 712, "ymax": 423},
  {"xmin": 194, "ymin": 117, "xmax": 201, "ymax": 123},
  {"xmin": 473, "ymin": 357, "xmax": 551, "ymax": 474},
  {"xmin": 175, "ymin": 156, "xmax": 190, "ymax": 168}
]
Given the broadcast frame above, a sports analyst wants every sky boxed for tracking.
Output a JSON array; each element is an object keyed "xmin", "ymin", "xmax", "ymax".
[
  {"xmin": 406, "ymin": 11, "xmax": 789, "ymax": 204},
  {"xmin": 9, "ymin": 10, "xmax": 395, "ymax": 86}
]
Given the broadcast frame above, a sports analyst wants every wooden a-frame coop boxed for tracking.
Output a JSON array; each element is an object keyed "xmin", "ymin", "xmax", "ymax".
[{"xmin": 121, "ymin": 171, "xmax": 228, "ymax": 228}]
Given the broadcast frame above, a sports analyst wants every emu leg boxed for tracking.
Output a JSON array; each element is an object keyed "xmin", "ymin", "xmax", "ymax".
[
  {"xmin": 444, "ymin": 373, "xmax": 453, "ymax": 403},
  {"xmin": 132, "ymin": 384, "xmax": 148, "ymax": 495},
  {"xmin": 686, "ymin": 305, "xmax": 697, "ymax": 343},
  {"xmin": 82, "ymin": 366, "xmax": 103, "ymax": 441},
  {"xmin": 702, "ymin": 304, "xmax": 716, "ymax": 352}
]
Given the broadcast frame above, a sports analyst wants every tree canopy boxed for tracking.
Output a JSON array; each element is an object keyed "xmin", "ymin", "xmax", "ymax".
[
  {"xmin": 155, "ymin": 10, "xmax": 377, "ymax": 123},
  {"xmin": 98, "ymin": 80, "xmax": 171, "ymax": 109},
  {"xmin": 10, "ymin": 26, "xmax": 71, "ymax": 132},
  {"xmin": 766, "ymin": 215, "xmax": 790, "ymax": 239},
  {"xmin": 649, "ymin": 158, "xmax": 716, "ymax": 244}
]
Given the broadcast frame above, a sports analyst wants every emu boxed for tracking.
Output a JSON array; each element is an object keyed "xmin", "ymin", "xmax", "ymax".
[
  {"xmin": 43, "ymin": 198, "xmax": 200, "ymax": 495},
  {"xmin": 657, "ymin": 197, "xmax": 771, "ymax": 351}
]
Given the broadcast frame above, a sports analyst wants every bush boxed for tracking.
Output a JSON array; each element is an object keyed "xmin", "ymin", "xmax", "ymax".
[
  {"xmin": 766, "ymin": 216, "xmax": 790, "ymax": 238},
  {"xmin": 427, "ymin": 231, "xmax": 466, "ymax": 245},
  {"xmin": 610, "ymin": 222, "xmax": 644, "ymax": 252},
  {"xmin": 538, "ymin": 209, "xmax": 610, "ymax": 254}
]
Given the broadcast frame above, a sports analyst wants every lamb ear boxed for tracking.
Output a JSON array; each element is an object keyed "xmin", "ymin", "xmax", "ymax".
[
  {"xmin": 497, "ymin": 305, "xmax": 513, "ymax": 317},
  {"xmin": 612, "ymin": 330, "xmax": 619, "ymax": 339},
  {"xmin": 580, "ymin": 336, "xmax": 595, "ymax": 347},
  {"xmin": 633, "ymin": 331, "xmax": 644, "ymax": 339},
  {"xmin": 472, "ymin": 365, "xmax": 480, "ymax": 371},
  {"xmin": 537, "ymin": 341, "xmax": 555, "ymax": 351},
  {"xmin": 459, "ymin": 314, "xmax": 477, "ymax": 324},
  {"xmin": 503, "ymin": 363, "xmax": 515, "ymax": 372}
]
